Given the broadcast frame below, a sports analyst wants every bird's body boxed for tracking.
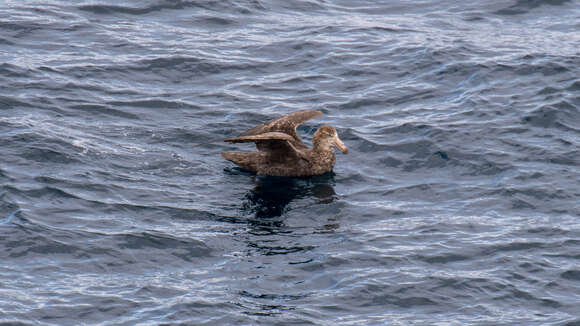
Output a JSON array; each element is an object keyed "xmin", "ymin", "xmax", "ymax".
[{"xmin": 221, "ymin": 110, "xmax": 347, "ymax": 177}]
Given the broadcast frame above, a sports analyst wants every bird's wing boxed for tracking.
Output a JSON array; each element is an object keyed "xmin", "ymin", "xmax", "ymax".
[
  {"xmin": 238, "ymin": 110, "xmax": 322, "ymax": 146},
  {"xmin": 224, "ymin": 132, "xmax": 310, "ymax": 162},
  {"xmin": 225, "ymin": 132, "xmax": 295, "ymax": 144}
]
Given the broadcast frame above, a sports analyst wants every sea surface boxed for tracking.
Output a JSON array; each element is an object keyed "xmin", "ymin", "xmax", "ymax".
[{"xmin": 1, "ymin": 0, "xmax": 580, "ymax": 325}]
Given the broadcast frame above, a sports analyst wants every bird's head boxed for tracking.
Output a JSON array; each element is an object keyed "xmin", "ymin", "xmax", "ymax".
[{"xmin": 313, "ymin": 126, "xmax": 348, "ymax": 154}]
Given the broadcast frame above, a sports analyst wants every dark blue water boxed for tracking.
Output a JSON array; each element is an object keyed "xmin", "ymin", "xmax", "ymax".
[{"xmin": 1, "ymin": 0, "xmax": 580, "ymax": 325}]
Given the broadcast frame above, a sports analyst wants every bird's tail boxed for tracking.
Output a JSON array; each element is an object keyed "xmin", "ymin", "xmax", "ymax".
[{"xmin": 221, "ymin": 152, "xmax": 261, "ymax": 172}]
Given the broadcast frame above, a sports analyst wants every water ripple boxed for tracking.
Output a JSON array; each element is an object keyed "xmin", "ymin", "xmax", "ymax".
[{"xmin": 1, "ymin": 0, "xmax": 579, "ymax": 324}]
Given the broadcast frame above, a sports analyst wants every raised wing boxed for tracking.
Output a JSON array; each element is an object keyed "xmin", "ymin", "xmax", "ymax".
[
  {"xmin": 239, "ymin": 110, "xmax": 322, "ymax": 146},
  {"xmin": 224, "ymin": 132, "xmax": 310, "ymax": 162},
  {"xmin": 225, "ymin": 131, "xmax": 296, "ymax": 152},
  {"xmin": 225, "ymin": 132, "xmax": 295, "ymax": 144}
]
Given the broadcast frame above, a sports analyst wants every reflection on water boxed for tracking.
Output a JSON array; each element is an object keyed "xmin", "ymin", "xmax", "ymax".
[
  {"xmin": 237, "ymin": 173, "xmax": 338, "ymax": 257},
  {"xmin": 241, "ymin": 173, "xmax": 337, "ymax": 220}
]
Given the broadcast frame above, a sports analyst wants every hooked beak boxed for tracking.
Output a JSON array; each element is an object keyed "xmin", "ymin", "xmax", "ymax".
[{"xmin": 333, "ymin": 135, "xmax": 348, "ymax": 154}]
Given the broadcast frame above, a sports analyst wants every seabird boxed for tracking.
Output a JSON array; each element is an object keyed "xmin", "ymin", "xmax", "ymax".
[{"xmin": 222, "ymin": 110, "xmax": 348, "ymax": 177}]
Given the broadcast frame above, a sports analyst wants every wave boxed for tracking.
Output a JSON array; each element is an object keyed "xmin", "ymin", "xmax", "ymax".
[
  {"xmin": 77, "ymin": 0, "xmax": 265, "ymax": 16},
  {"xmin": 495, "ymin": 0, "xmax": 573, "ymax": 15}
]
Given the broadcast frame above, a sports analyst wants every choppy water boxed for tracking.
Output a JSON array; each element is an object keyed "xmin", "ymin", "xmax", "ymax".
[{"xmin": 1, "ymin": 0, "xmax": 580, "ymax": 325}]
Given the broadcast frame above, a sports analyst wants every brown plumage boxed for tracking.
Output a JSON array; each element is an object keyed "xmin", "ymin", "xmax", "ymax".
[{"xmin": 222, "ymin": 110, "xmax": 348, "ymax": 177}]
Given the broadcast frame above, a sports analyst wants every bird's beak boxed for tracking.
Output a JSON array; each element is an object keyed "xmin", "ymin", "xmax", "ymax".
[{"xmin": 333, "ymin": 135, "xmax": 348, "ymax": 154}]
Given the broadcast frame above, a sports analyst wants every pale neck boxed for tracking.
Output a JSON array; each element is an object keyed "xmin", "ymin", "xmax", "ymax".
[{"xmin": 313, "ymin": 139, "xmax": 331, "ymax": 153}]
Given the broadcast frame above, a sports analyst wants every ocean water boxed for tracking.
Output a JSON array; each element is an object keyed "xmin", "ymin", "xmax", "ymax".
[{"xmin": 1, "ymin": 0, "xmax": 579, "ymax": 325}]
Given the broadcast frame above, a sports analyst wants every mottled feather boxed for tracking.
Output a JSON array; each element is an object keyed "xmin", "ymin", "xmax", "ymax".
[
  {"xmin": 239, "ymin": 109, "xmax": 322, "ymax": 149},
  {"xmin": 225, "ymin": 131, "xmax": 299, "ymax": 155},
  {"xmin": 224, "ymin": 132, "xmax": 295, "ymax": 144}
]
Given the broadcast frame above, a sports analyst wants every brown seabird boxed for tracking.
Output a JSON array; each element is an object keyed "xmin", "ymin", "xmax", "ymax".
[{"xmin": 221, "ymin": 110, "xmax": 348, "ymax": 177}]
